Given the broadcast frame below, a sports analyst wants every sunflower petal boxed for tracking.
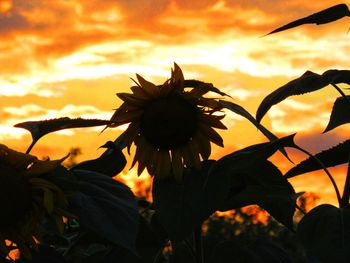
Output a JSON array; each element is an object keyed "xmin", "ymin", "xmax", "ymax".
[
  {"xmin": 155, "ymin": 150, "xmax": 171, "ymax": 179},
  {"xmin": 200, "ymin": 114, "xmax": 227, "ymax": 130},
  {"xmin": 131, "ymin": 140, "xmax": 142, "ymax": 171},
  {"xmin": 181, "ymin": 146, "xmax": 192, "ymax": 168},
  {"xmin": 199, "ymin": 123, "xmax": 224, "ymax": 147},
  {"xmin": 196, "ymin": 98, "xmax": 222, "ymax": 109},
  {"xmin": 171, "ymin": 149, "xmax": 183, "ymax": 182},
  {"xmin": 130, "ymin": 85, "xmax": 150, "ymax": 99},
  {"xmin": 137, "ymin": 139, "xmax": 153, "ymax": 175},
  {"xmin": 110, "ymin": 109, "xmax": 143, "ymax": 126},
  {"xmin": 172, "ymin": 63, "xmax": 185, "ymax": 86},
  {"xmin": 189, "ymin": 140, "xmax": 201, "ymax": 169},
  {"xmin": 136, "ymin": 74, "xmax": 160, "ymax": 97},
  {"xmin": 117, "ymin": 93, "xmax": 146, "ymax": 106},
  {"xmin": 195, "ymin": 132, "xmax": 211, "ymax": 160}
]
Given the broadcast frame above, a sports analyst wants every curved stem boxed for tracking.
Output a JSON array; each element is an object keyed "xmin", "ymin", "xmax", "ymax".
[
  {"xmin": 331, "ymin": 83, "xmax": 350, "ymax": 106},
  {"xmin": 341, "ymin": 153, "xmax": 350, "ymax": 207},
  {"xmin": 294, "ymin": 145, "xmax": 342, "ymax": 208},
  {"xmin": 25, "ymin": 140, "xmax": 36, "ymax": 154}
]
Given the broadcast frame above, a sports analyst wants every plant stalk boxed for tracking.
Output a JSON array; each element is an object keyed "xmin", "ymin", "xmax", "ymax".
[
  {"xmin": 294, "ymin": 145, "xmax": 342, "ymax": 208},
  {"xmin": 341, "ymin": 153, "xmax": 350, "ymax": 207},
  {"xmin": 194, "ymin": 227, "xmax": 204, "ymax": 263},
  {"xmin": 331, "ymin": 83, "xmax": 350, "ymax": 106}
]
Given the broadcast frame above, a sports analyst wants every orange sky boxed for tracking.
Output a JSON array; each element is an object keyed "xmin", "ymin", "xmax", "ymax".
[{"xmin": 1, "ymin": 0, "xmax": 350, "ymax": 205}]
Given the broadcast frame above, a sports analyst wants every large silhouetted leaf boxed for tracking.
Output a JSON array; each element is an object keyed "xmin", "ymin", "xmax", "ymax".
[
  {"xmin": 256, "ymin": 71, "xmax": 322, "ymax": 124},
  {"xmin": 285, "ymin": 140, "xmax": 350, "ymax": 178},
  {"xmin": 297, "ymin": 204, "xmax": 350, "ymax": 262},
  {"xmin": 220, "ymin": 100, "xmax": 292, "ymax": 162},
  {"xmin": 323, "ymin": 69, "xmax": 350, "ymax": 85},
  {"xmin": 324, "ymin": 96, "xmax": 350, "ymax": 132},
  {"xmin": 221, "ymin": 161, "xmax": 296, "ymax": 229},
  {"xmin": 67, "ymin": 170, "xmax": 138, "ymax": 253},
  {"xmin": 152, "ymin": 161, "xmax": 215, "ymax": 242},
  {"xmin": 205, "ymin": 135, "xmax": 297, "ymax": 229},
  {"xmin": 256, "ymin": 70, "xmax": 350, "ymax": 124},
  {"xmin": 71, "ymin": 141, "xmax": 126, "ymax": 177},
  {"xmin": 15, "ymin": 117, "xmax": 113, "ymax": 153},
  {"xmin": 265, "ymin": 4, "xmax": 350, "ymax": 36},
  {"xmin": 205, "ymin": 134, "xmax": 296, "ymax": 208}
]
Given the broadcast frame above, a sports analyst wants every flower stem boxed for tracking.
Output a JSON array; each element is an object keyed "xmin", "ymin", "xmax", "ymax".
[
  {"xmin": 294, "ymin": 145, "xmax": 342, "ymax": 208},
  {"xmin": 331, "ymin": 83, "xmax": 350, "ymax": 106},
  {"xmin": 341, "ymin": 153, "xmax": 350, "ymax": 207},
  {"xmin": 194, "ymin": 226, "xmax": 204, "ymax": 263}
]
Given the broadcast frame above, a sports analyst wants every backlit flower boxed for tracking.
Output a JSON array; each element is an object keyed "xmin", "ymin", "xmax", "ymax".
[
  {"xmin": 109, "ymin": 64, "xmax": 227, "ymax": 181},
  {"xmin": 0, "ymin": 144, "xmax": 70, "ymax": 259}
]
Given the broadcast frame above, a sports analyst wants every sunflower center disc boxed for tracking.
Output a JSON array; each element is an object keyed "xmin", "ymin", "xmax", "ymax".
[{"xmin": 140, "ymin": 95, "xmax": 198, "ymax": 150}]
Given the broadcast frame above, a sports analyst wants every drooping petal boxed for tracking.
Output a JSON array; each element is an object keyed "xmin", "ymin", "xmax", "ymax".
[
  {"xmin": 117, "ymin": 93, "xmax": 147, "ymax": 106},
  {"xmin": 171, "ymin": 149, "xmax": 183, "ymax": 182},
  {"xmin": 195, "ymin": 132, "xmax": 211, "ymax": 160},
  {"xmin": 200, "ymin": 114, "xmax": 227, "ymax": 130},
  {"xmin": 199, "ymin": 123, "xmax": 224, "ymax": 147},
  {"xmin": 155, "ymin": 150, "xmax": 171, "ymax": 179}
]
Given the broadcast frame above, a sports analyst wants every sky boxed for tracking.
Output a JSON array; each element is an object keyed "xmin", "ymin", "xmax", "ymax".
[{"xmin": 1, "ymin": 0, "xmax": 350, "ymax": 205}]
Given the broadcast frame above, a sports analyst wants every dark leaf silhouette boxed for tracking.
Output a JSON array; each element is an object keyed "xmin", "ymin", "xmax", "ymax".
[
  {"xmin": 221, "ymin": 161, "xmax": 296, "ymax": 230},
  {"xmin": 220, "ymin": 100, "xmax": 292, "ymax": 162},
  {"xmin": 324, "ymin": 96, "xmax": 350, "ymax": 132},
  {"xmin": 265, "ymin": 4, "xmax": 350, "ymax": 36},
  {"xmin": 14, "ymin": 117, "xmax": 113, "ymax": 153},
  {"xmin": 205, "ymin": 134, "xmax": 297, "ymax": 229},
  {"xmin": 256, "ymin": 69, "xmax": 350, "ymax": 124},
  {"xmin": 67, "ymin": 170, "xmax": 138, "ymax": 253},
  {"xmin": 297, "ymin": 204, "xmax": 350, "ymax": 262},
  {"xmin": 285, "ymin": 140, "xmax": 350, "ymax": 178},
  {"xmin": 71, "ymin": 141, "xmax": 126, "ymax": 177},
  {"xmin": 152, "ymin": 161, "xmax": 215, "ymax": 242}
]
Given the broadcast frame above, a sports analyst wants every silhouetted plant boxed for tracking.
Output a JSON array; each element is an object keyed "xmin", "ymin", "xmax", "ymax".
[{"xmin": 2, "ymin": 3, "xmax": 350, "ymax": 262}]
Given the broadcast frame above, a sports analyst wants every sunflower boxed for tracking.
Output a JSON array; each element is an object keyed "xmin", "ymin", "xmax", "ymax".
[
  {"xmin": 0, "ymin": 144, "xmax": 70, "ymax": 259},
  {"xmin": 109, "ymin": 64, "xmax": 227, "ymax": 181}
]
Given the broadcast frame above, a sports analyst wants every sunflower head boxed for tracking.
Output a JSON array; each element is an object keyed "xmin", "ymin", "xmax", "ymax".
[
  {"xmin": 0, "ymin": 145, "xmax": 70, "ymax": 259},
  {"xmin": 109, "ymin": 64, "xmax": 227, "ymax": 182}
]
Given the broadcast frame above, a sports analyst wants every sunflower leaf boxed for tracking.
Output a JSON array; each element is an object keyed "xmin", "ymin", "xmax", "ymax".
[
  {"xmin": 324, "ymin": 96, "xmax": 350, "ymax": 132},
  {"xmin": 71, "ymin": 141, "xmax": 126, "ymax": 177},
  {"xmin": 220, "ymin": 161, "xmax": 296, "ymax": 230},
  {"xmin": 265, "ymin": 4, "xmax": 350, "ymax": 36},
  {"xmin": 219, "ymin": 99, "xmax": 292, "ymax": 162},
  {"xmin": 152, "ymin": 161, "xmax": 215, "ymax": 242},
  {"xmin": 14, "ymin": 117, "xmax": 113, "ymax": 153},
  {"xmin": 285, "ymin": 140, "xmax": 350, "ymax": 178},
  {"xmin": 256, "ymin": 70, "xmax": 350, "ymax": 124},
  {"xmin": 256, "ymin": 71, "xmax": 323, "ymax": 124},
  {"xmin": 67, "ymin": 170, "xmax": 138, "ymax": 253},
  {"xmin": 297, "ymin": 204, "xmax": 350, "ymax": 262},
  {"xmin": 205, "ymin": 134, "xmax": 297, "ymax": 228}
]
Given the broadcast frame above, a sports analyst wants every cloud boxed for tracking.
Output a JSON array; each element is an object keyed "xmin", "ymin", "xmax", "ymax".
[{"xmin": 267, "ymin": 98, "xmax": 333, "ymax": 134}]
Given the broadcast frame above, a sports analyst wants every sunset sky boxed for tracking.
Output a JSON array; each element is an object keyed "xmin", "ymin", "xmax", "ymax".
[{"xmin": 1, "ymin": 0, "xmax": 350, "ymax": 205}]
